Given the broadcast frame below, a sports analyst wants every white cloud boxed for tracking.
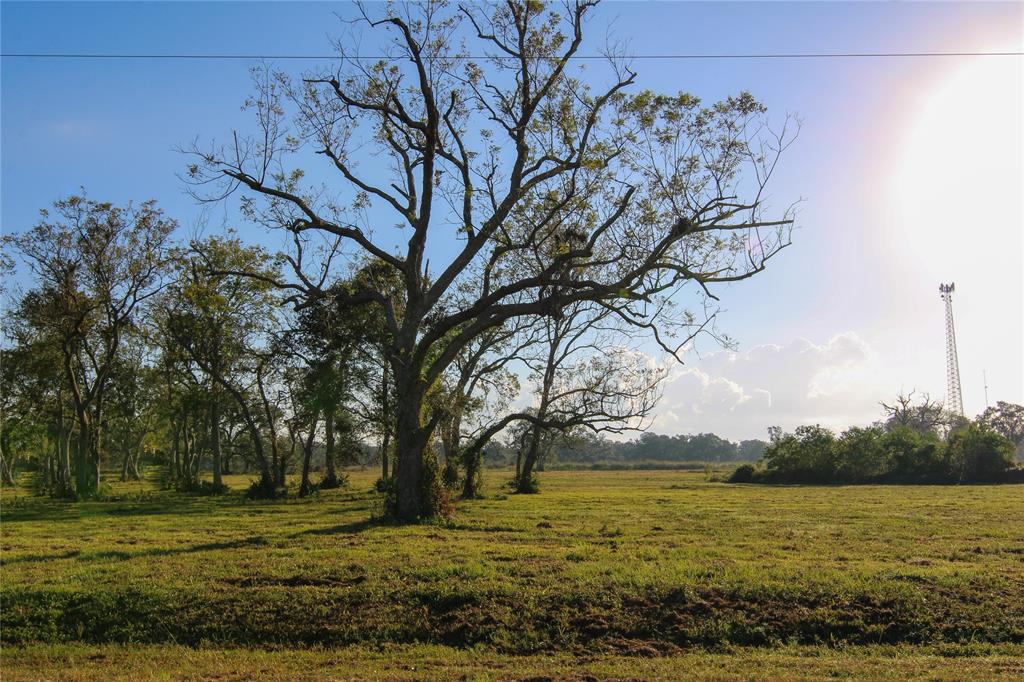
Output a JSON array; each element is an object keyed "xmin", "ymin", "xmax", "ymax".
[{"xmin": 653, "ymin": 333, "xmax": 887, "ymax": 440}]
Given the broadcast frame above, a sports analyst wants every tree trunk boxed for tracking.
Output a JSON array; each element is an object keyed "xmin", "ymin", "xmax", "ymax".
[
  {"xmin": 251, "ymin": 432, "xmax": 273, "ymax": 490},
  {"xmin": 75, "ymin": 422, "xmax": 93, "ymax": 496},
  {"xmin": 0, "ymin": 411, "xmax": 13, "ymax": 486},
  {"xmin": 0, "ymin": 448, "xmax": 14, "ymax": 486},
  {"xmin": 57, "ymin": 422, "xmax": 70, "ymax": 489},
  {"xmin": 440, "ymin": 410, "xmax": 461, "ymax": 488},
  {"xmin": 256, "ymin": 369, "xmax": 283, "ymax": 487},
  {"xmin": 323, "ymin": 407, "xmax": 337, "ymax": 484},
  {"xmin": 222, "ymin": 438, "xmax": 232, "ymax": 474},
  {"xmin": 392, "ymin": 364, "xmax": 430, "ymax": 520},
  {"xmin": 461, "ymin": 443, "xmax": 483, "ymax": 499},
  {"xmin": 120, "ymin": 444, "xmax": 132, "ymax": 482},
  {"xmin": 285, "ymin": 423, "xmax": 299, "ymax": 489},
  {"xmin": 171, "ymin": 421, "xmax": 181, "ymax": 484},
  {"xmin": 182, "ymin": 420, "xmax": 192, "ymax": 487},
  {"xmin": 44, "ymin": 442, "xmax": 55, "ymax": 487},
  {"xmin": 379, "ymin": 363, "xmax": 391, "ymax": 482},
  {"xmin": 299, "ymin": 410, "xmax": 319, "ymax": 497},
  {"xmin": 90, "ymin": 401, "xmax": 104, "ymax": 491},
  {"xmin": 210, "ymin": 393, "xmax": 223, "ymax": 488},
  {"xmin": 71, "ymin": 398, "xmax": 99, "ymax": 497},
  {"xmin": 55, "ymin": 395, "xmax": 71, "ymax": 491},
  {"xmin": 517, "ymin": 425, "xmax": 544, "ymax": 493},
  {"xmin": 517, "ymin": 353, "xmax": 556, "ymax": 493},
  {"xmin": 381, "ymin": 429, "xmax": 390, "ymax": 481}
]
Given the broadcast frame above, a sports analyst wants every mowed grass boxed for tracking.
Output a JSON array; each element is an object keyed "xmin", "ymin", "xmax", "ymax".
[
  {"xmin": 2, "ymin": 470, "xmax": 1023, "ymax": 679},
  {"xmin": 4, "ymin": 642, "xmax": 1024, "ymax": 681}
]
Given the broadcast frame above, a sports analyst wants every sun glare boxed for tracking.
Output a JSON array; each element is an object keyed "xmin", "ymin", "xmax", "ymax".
[{"xmin": 889, "ymin": 50, "xmax": 1023, "ymax": 279}]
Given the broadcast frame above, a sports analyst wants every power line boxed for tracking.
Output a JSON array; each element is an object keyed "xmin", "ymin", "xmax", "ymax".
[{"xmin": 2, "ymin": 51, "xmax": 1022, "ymax": 61}]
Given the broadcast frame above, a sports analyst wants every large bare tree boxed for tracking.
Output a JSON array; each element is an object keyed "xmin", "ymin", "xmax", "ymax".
[{"xmin": 188, "ymin": 0, "xmax": 796, "ymax": 519}]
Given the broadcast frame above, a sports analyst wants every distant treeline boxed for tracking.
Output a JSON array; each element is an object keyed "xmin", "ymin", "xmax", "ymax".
[
  {"xmin": 485, "ymin": 431, "xmax": 767, "ymax": 467},
  {"xmin": 729, "ymin": 402, "xmax": 1024, "ymax": 485}
]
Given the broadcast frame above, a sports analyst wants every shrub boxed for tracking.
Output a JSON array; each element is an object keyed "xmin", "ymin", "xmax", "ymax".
[
  {"xmin": 189, "ymin": 480, "xmax": 230, "ymax": 496},
  {"xmin": 245, "ymin": 475, "xmax": 284, "ymax": 500},
  {"xmin": 946, "ymin": 423, "xmax": 1015, "ymax": 483},
  {"xmin": 881, "ymin": 427, "xmax": 947, "ymax": 482},
  {"xmin": 512, "ymin": 473, "xmax": 540, "ymax": 494},
  {"xmin": 318, "ymin": 472, "xmax": 349, "ymax": 490},
  {"xmin": 441, "ymin": 459, "xmax": 460, "ymax": 489},
  {"xmin": 761, "ymin": 425, "xmax": 838, "ymax": 483},
  {"xmin": 727, "ymin": 463, "xmax": 757, "ymax": 483},
  {"xmin": 755, "ymin": 420, "xmax": 1018, "ymax": 485},
  {"xmin": 834, "ymin": 426, "xmax": 889, "ymax": 482}
]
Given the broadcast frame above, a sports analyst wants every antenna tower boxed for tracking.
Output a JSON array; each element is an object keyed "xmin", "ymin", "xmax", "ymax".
[{"xmin": 939, "ymin": 283, "xmax": 964, "ymax": 416}]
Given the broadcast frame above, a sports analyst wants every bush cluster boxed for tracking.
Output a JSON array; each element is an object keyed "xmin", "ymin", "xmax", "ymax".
[{"xmin": 732, "ymin": 422, "xmax": 1018, "ymax": 484}]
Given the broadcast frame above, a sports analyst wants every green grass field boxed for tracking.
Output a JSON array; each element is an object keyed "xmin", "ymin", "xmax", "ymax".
[{"xmin": 2, "ymin": 470, "xmax": 1023, "ymax": 679}]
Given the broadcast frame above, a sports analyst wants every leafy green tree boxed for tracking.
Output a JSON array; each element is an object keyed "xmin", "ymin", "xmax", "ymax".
[
  {"xmin": 834, "ymin": 426, "xmax": 889, "ymax": 482},
  {"xmin": 881, "ymin": 427, "xmax": 945, "ymax": 482},
  {"xmin": 761, "ymin": 425, "xmax": 837, "ymax": 483},
  {"xmin": 1, "ymin": 293, "xmax": 73, "ymax": 491},
  {"xmin": 4, "ymin": 195, "xmax": 174, "ymax": 497},
  {"xmin": 946, "ymin": 423, "xmax": 1015, "ymax": 483},
  {"xmin": 979, "ymin": 402, "xmax": 1024, "ymax": 460},
  {"xmin": 162, "ymin": 235, "xmax": 281, "ymax": 492},
  {"xmin": 737, "ymin": 439, "xmax": 767, "ymax": 461},
  {"xmin": 104, "ymin": 339, "xmax": 160, "ymax": 482}
]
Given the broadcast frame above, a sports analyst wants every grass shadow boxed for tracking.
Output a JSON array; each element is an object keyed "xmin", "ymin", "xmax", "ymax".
[
  {"xmin": 1, "ymin": 536, "xmax": 270, "ymax": 566},
  {"xmin": 292, "ymin": 517, "xmax": 386, "ymax": 537}
]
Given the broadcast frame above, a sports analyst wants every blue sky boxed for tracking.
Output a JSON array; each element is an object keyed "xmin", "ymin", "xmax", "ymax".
[{"xmin": 3, "ymin": 2, "xmax": 1021, "ymax": 439}]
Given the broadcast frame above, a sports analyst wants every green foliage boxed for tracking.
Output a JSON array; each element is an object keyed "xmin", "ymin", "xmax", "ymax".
[
  {"xmin": 417, "ymin": 451, "xmax": 455, "ymax": 520},
  {"xmin": 946, "ymin": 423, "xmax": 1015, "ymax": 483},
  {"xmin": 25, "ymin": 469, "xmax": 75, "ymax": 500},
  {"xmin": 318, "ymin": 471, "xmax": 349, "ymax": 490},
  {"xmin": 760, "ymin": 425, "xmax": 839, "ymax": 483},
  {"xmin": 727, "ymin": 463, "xmax": 757, "ymax": 483},
  {"xmin": 834, "ymin": 426, "xmax": 890, "ymax": 482},
  {"xmin": 882, "ymin": 427, "xmax": 947, "ymax": 482},
  {"xmin": 513, "ymin": 472, "xmax": 541, "ymax": 494},
  {"xmin": 746, "ymin": 420, "xmax": 1019, "ymax": 485},
  {"xmin": 441, "ymin": 458, "xmax": 460, "ymax": 490},
  {"xmin": 244, "ymin": 475, "xmax": 285, "ymax": 500},
  {"xmin": 978, "ymin": 401, "xmax": 1024, "ymax": 460}
]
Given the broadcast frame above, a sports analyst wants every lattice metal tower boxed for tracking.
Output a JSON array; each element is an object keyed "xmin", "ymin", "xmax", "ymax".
[{"xmin": 939, "ymin": 283, "xmax": 964, "ymax": 416}]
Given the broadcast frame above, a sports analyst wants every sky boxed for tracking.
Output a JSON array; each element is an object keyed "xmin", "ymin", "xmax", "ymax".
[{"xmin": 2, "ymin": 1, "xmax": 1022, "ymax": 441}]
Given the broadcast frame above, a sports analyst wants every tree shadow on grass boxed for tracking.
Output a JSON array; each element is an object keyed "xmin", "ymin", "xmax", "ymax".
[
  {"xmin": 1, "ymin": 535, "xmax": 270, "ymax": 565},
  {"xmin": 291, "ymin": 517, "xmax": 386, "ymax": 537},
  {"xmin": 0, "ymin": 497, "xmax": 237, "ymax": 524}
]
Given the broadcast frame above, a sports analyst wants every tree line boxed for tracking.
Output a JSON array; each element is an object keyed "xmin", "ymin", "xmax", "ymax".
[
  {"xmin": 729, "ymin": 395, "xmax": 1024, "ymax": 484},
  {"xmin": 481, "ymin": 431, "xmax": 767, "ymax": 469},
  {"xmin": 0, "ymin": 1, "xmax": 798, "ymax": 518}
]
